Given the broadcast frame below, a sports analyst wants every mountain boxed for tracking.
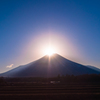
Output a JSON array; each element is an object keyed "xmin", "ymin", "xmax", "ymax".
[
  {"xmin": 0, "ymin": 54, "xmax": 100, "ymax": 77},
  {"xmin": 87, "ymin": 65, "xmax": 100, "ymax": 72}
]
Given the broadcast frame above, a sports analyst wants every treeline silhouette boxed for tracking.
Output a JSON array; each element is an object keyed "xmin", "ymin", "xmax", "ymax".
[{"xmin": 0, "ymin": 74, "xmax": 100, "ymax": 85}]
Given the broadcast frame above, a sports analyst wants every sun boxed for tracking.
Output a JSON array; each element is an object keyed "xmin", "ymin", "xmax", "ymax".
[{"xmin": 45, "ymin": 47, "xmax": 55, "ymax": 56}]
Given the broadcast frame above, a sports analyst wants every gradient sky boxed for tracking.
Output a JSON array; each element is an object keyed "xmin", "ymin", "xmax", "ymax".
[{"xmin": 0, "ymin": 0, "xmax": 100, "ymax": 73}]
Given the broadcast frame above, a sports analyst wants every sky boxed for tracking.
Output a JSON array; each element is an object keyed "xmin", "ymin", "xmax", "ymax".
[{"xmin": 0, "ymin": 0, "xmax": 100, "ymax": 73}]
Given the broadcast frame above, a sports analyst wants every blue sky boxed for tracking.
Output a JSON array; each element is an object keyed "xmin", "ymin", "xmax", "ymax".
[{"xmin": 0, "ymin": 0, "xmax": 100, "ymax": 73}]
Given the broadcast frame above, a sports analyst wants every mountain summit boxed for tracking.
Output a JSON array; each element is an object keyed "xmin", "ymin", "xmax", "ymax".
[{"xmin": 0, "ymin": 54, "xmax": 100, "ymax": 77}]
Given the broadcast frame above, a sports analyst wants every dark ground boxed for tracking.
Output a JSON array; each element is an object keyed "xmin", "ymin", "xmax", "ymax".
[{"xmin": 0, "ymin": 82, "xmax": 100, "ymax": 100}]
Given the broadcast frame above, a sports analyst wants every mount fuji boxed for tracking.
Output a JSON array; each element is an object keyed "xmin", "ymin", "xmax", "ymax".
[{"xmin": 0, "ymin": 54, "xmax": 100, "ymax": 77}]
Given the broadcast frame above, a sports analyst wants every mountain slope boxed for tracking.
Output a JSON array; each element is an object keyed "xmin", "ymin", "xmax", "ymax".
[
  {"xmin": 87, "ymin": 65, "xmax": 100, "ymax": 72},
  {"xmin": 0, "ymin": 54, "xmax": 100, "ymax": 77}
]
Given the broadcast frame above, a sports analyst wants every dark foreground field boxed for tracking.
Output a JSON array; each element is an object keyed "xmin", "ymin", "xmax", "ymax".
[{"xmin": 0, "ymin": 82, "xmax": 100, "ymax": 100}]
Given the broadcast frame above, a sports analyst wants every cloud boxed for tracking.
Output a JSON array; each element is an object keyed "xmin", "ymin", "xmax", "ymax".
[{"xmin": 6, "ymin": 64, "xmax": 14, "ymax": 68}]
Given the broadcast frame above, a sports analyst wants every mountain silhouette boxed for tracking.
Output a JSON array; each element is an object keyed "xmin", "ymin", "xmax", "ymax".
[{"xmin": 0, "ymin": 54, "xmax": 100, "ymax": 77}]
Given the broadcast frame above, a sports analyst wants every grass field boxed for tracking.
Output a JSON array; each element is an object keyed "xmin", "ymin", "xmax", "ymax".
[{"xmin": 0, "ymin": 82, "xmax": 100, "ymax": 100}]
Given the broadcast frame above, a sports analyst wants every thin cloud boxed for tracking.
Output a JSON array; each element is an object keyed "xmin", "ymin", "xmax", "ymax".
[{"xmin": 6, "ymin": 64, "xmax": 14, "ymax": 68}]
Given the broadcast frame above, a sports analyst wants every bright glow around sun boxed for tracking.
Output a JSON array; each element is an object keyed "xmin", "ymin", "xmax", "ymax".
[{"xmin": 45, "ymin": 47, "xmax": 55, "ymax": 56}]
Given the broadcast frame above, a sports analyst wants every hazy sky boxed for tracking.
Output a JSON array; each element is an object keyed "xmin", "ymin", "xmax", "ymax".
[{"xmin": 0, "ymin": 0, "xmax": 100, "ymax": 73}]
